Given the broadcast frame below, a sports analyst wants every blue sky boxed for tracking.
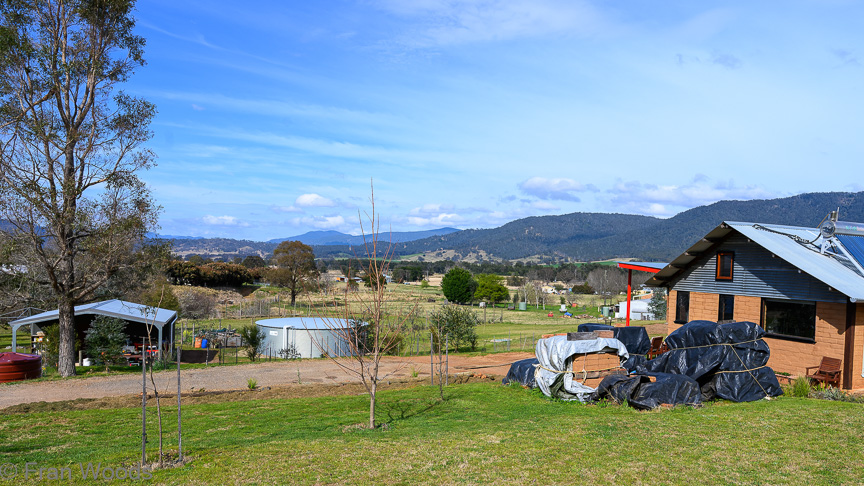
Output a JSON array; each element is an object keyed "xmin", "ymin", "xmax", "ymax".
[{"xmin": 129, "ymin": 0, "xmax": 864, "ymax": 240}]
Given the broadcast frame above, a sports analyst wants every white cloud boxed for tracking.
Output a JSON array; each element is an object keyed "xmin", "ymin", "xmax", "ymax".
[
  {"xmin": 270, "ymin": 205, "xmax": 301, "ymax": 213},
  {"xmin": 372, "ymin": 0, "xmax": 609, "ymax": 48},
  {"xmin": 409, "ymin": 203, "xmax": 454, "ymax": 216},
  {"xmin": 292, "ymin": 215, "xmax": 346, "ymax": 229},
  {"xmin": 406, "ymin": 213, "xmax": 464, "ymax": 227},
  {"xmin": 608, "ymin": 176, "xmax": 776, "ymax": 216},
  {"xmin": 530, "ymin": 200, "xmax": 560, "ymax": 210},
  {"xmin": 202, "ymin": 215, "xmax": 249, "ymax": 226},
  {"xmin": 518, "ymin": 177, "xmax": 595, "ymax": 202},
  {"xmin": 295, "ymin": 193, "xmax": 336, "ymax": 208}
]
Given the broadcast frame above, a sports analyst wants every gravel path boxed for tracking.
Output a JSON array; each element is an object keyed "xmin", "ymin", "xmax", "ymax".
[{"xmin": 0, "ymin": 352, "xmax": 532, "ymax": 409}]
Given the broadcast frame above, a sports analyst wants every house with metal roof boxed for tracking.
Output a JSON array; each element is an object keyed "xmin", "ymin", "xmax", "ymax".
[
  {"xmin": 645, "ymin": 218, "xmax": 864, "ymax": 390},
  {"xmin": 9, "ymin": 299, "xmax": 178, "ymax": 359}
]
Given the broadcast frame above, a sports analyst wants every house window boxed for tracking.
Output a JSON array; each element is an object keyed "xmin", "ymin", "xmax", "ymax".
[
  {"xmin": 716, "ymin": 252, "xmax": 734, "ymax": 280},
  {"xmin": 718, "ymin": 294, "xmax": 735, "ymax": 322},
  {"xmin": 675, "ymin": 291, "xmax": 690, "ymax": 324},
  {"xmin": 762, "ymin": 299, "xmax": 816, "ymax": 341}
]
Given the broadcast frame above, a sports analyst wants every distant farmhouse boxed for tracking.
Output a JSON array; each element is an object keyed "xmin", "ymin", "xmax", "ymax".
[{"xmin": 647, "ymin": 218, "xmax": 864, "ymax": 390}]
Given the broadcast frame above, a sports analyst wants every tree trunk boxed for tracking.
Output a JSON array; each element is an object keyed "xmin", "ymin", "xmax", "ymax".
[
  {"xmin": 369, "ymin": 381, "xmax": 377, "ymax": 429},
  {"xmin": 57, "ymin": 298, "xmax": 77, "ymax": 377}
]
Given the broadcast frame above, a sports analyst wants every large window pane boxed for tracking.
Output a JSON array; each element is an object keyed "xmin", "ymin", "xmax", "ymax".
[{"xmin": 762, "ymin": 299, "xmax": 816, "ymax": 340}]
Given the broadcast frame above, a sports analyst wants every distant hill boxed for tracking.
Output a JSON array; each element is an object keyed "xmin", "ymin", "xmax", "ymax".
[
  {"xmin": 164, "ymin": 191, "xmax": 864, "ymax": 262},
  {"xmin": 149, "ymin": 233, "xmax": 205, "ymax": 240},
  {"xmin": 268, "ymin": 227, "xmax": 460, "ymax": 246}
]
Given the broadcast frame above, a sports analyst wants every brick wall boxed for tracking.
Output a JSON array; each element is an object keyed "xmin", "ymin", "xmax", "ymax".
[
  {"xmin": 666, "ymin": 291, "xmax": 719, "ymax": 335},
  {"xmin": 853, "ymin": 304, "xmax": 864, "ymax": 390},
  {"xmin": 765, "ymin": 302, "xmax": 846, "ymax": 385},
  {"xmin": 733, "ymin": 295, "xmax": 761, "ymax": 322}
]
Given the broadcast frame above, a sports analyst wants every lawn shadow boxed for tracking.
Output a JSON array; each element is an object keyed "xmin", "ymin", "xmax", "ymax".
[{"xmin": 381, "ymin": 388, "xmax": 461, "ymax": 424}]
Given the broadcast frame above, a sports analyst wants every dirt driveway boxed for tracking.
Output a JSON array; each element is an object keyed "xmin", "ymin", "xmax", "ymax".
[{"xmin": 0, "ymin": 352, "xmax": 533, "ymax": 410}]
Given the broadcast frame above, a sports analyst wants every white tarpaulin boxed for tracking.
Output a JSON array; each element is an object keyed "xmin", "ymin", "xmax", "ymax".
[{"xmin": 535, "ymin": 335, "xmax": 629, "ymax": 402}]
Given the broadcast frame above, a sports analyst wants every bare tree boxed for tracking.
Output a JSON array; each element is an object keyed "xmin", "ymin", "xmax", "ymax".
[
  {"xmin": 312, "ymin": 184, "xmax": 413, "ymax": 429},
  {"xmin": 0, "ymin": 0, "xmax": 158, "ymax": 377},
  {"xmin": 586, "ymin": 267, "xmax": 629, "ymax": 309}
]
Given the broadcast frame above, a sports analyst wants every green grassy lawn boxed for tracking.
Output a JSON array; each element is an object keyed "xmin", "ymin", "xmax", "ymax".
[{"xmin": 1, "ymin": 382, "xmax": 861, "ymax": 485}]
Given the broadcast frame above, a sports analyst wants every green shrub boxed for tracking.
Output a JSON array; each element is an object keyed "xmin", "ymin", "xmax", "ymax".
[
  {"xmin": 239, "ymin": 325, "xmax": 266, "ymax": 362},
  {"xmin": 429, "ymin": 305, "xmax": 479, "ymax": 351},
  {"xmin": 247, "ymin": 378, "xmax": 258, "ymax": 390},
  {"xmin": 791, "ymin": 376, "xmax": 811, "ymax": 398},
  {"xmin": 84, "ymin": 316, "xmax": 128, "ymax": 372}
]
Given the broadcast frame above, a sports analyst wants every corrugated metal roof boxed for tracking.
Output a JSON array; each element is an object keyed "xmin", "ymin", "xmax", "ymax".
[
  {"xmin": 9, "ymin": 299, "xmax": 177, "ymax": 328},
  {"xmin": 645, "ymin": 221, "xmax": 864, "ymax": 302}
]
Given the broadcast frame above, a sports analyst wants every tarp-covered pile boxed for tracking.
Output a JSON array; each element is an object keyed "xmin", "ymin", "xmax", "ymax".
[
  {"xmin": 534, "ymin": 335, "xmax": 629, "ymax": 402},
  {"xmin": 505, "ymin": 320, "xmax": 783, "ymax": 409},
  {"xmin": 635, "ymin": 320, "xmax": 783, "ymax": 402},
  {"xmin": 577, "ymin": 323, "xmax": 650, "ymax": 371}
]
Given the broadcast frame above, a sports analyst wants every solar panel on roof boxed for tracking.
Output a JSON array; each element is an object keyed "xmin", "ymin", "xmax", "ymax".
[{"xmin": 837, "ymin": 234, "xmax": 864, "ymax": 269}]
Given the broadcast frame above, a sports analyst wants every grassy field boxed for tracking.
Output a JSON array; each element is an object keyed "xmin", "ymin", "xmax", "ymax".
[{"xmin": 1, "ymin": 381, "xmax": 861, "ymax": 485}]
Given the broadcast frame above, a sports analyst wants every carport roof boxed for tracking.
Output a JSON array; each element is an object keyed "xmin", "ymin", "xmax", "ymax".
[{"xmin": 9, "ymin": 299, "xmax": 177, "ymax": 328}]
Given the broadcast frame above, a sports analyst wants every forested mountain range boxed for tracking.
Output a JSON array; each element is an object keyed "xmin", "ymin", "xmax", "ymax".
[{"xmin": 165, "ymin": 191, "xmax": 864, "ymax": 263}]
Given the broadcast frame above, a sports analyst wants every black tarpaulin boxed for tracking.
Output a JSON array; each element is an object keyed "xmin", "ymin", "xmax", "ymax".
[
  {"xmin": 577, "ymin": 323, "xmax": 651, "ymax": 356},
  {"xmin": 592, "ymin": 372, "xmax": 702, "ymax": 410},
  {"xmin": 501, "ymin": 358, "xmax": 539, "ymax": 388},
  {"xmin": 638, "ymin": 320, "xmax": 782, "ymax": 402}
]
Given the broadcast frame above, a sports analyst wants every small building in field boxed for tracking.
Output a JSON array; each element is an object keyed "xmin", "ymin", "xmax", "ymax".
[{"xmin": 646, "ymin": 220, "xmax": 864, "ymax": 390}]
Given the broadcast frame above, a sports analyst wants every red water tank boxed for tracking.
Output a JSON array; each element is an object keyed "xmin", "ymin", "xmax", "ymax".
[{"xmin": 0, "ymin": 352, "xmax": 42, "ymax": 383}]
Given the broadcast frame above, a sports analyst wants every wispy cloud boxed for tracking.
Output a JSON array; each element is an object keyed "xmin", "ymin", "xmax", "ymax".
[
  {"xmin": 608, "ymin": 176, "xmax": 776, "ymax": 216},
  {"xmin": 371, "ymin": 0, "xmax": 610, "ymax": 48},
  {"xmin": 409, "ymin": 203, "xmax": 455, "ymax": 216},
  {"xmin": 270, "ymin": 205, "xmax": 301, "ymax": 213},
  {"xmin": 831, "ymin": 48, "xmax": 859, "ymax": 67},
  {"xmin": 291, "ymin": 215, "xmax": 347, "ymax": 230},
  {"xmin": 518, "ymin": 177, "xmax": 596, "ymax": 202},
  {"xmin": 146, "ymin": 90, "xmax": 396, "ymax": 125},
  {"xmin": 711, "ymin": 52, "xmax": 742, "ymax": 69},
  {"xmin": 202, "ymin": 215, "xmax": 250, "ymax": 227},
  {"xmin": 295, "ymin": 193, "xmax": 336, "ymax": 208},
  {"xmin": 405, "ymin": 212, "xmax": 464, "ymax": 227}
]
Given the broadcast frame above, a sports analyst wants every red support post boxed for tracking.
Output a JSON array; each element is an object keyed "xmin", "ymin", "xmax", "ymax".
[{"xmin": 625, "ymin": 269, "xmax": 632, "ymax": 327}]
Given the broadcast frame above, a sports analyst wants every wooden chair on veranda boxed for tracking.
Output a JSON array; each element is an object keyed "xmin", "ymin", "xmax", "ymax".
[{"xmin": 805, "ymin": 357, "xmax": 842, "ymax": 388}]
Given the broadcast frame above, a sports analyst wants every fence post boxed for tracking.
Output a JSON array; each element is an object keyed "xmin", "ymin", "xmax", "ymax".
[{"xmin": 430, "ymin": 333, "xmax": 434, "ymax": 385}]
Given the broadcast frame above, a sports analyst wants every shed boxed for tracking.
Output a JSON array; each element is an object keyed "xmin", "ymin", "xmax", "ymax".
[
  {"xmin": 645, "ymin": 220, "xmax": 864, "ymax": 390},
  {"xmin": 8, "ymin": 299, "xmax": 178, "ymax": 358},
  {"xmin": 255, "ymin": 317, "xmax": 355, "ymax": 359}
]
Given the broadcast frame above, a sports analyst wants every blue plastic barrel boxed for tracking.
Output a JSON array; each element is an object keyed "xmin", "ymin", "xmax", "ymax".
[{"xmin": 201, "ymin": 338, "xmax": 208, "ymax": 349}]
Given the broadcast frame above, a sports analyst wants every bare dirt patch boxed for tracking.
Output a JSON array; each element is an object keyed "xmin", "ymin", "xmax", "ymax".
[{"xmin": 1, "ymin": 352, "xmax": 532, "ymax": 412}]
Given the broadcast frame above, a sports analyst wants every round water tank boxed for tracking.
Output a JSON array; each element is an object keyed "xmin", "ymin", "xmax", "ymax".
[
  {"xmin": 0, "ymin": 353, "xmax": 42, "ymax": 383},
  {"xmin": 255, "ymin": 317, "xmax": 356, "ymax": 359}
]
